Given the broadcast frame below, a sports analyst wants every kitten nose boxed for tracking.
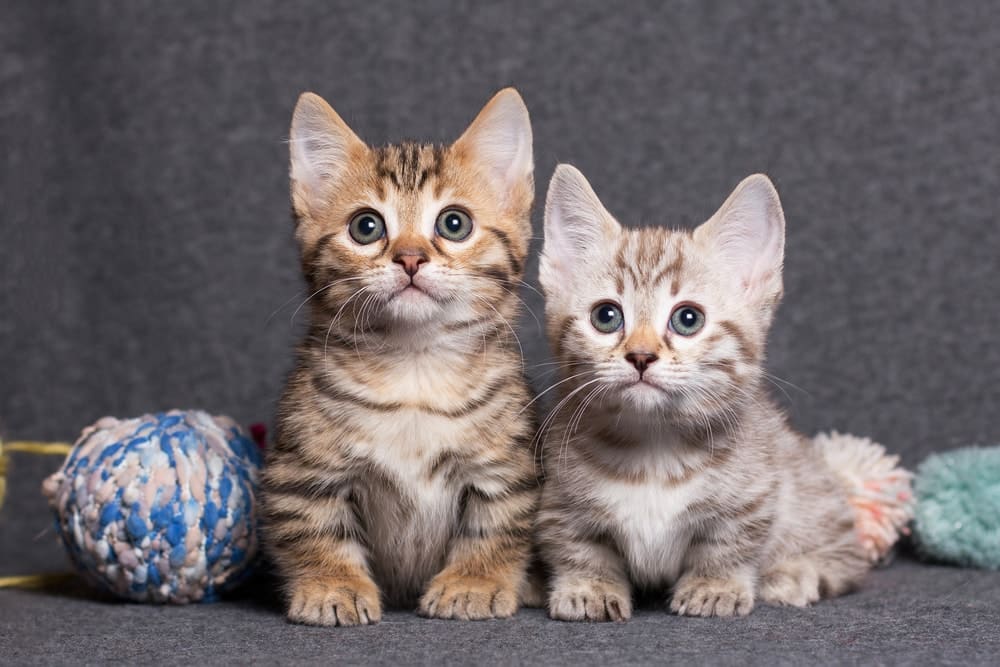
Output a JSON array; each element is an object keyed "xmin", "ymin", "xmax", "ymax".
[
  {"xmin": 625, "ymin": 352, "xmax": 659, "ymax": 374},
  {"xmin": 393, "ymin": 250, "xmax": 428, "ymax": 277}
]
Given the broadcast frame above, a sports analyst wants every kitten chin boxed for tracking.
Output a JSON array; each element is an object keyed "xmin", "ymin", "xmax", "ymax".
[
  {"xmin": 382, "ymin": 286, "xmax": 444, "ymax": 324},
  {"xmin": 618, "ymin": 381, "xmax": 675, "ymax": 412}
]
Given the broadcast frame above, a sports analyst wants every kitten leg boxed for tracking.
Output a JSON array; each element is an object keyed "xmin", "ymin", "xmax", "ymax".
[
  {"xmin": 671, "ymin": 515, "xmax": 771, "ymax": 617},
  {"xmin": 537, "ymin": 508, "xmax": 632, "ymax": 621},
  {"xmin": 670, "ymin": 570, "xmax": 756, "ymax": 618},
  {"xmin": 285, "ymin": 551, "xmax": 382, "ymax": 627},
  {"xmin": 547, "ymin": 563, "xmax": 633, "ymax": 622},
  {"xmin": 419, "ymin": 476, "xmax": 538, "ymax": 620},
  {"xmin": 758, "ymin": 556, "xmax": 821, "ymax": 607},
  {"xmin": 263, "ymin": 478, "xmax": 382, "ymax": 627},
  {"xmin": 761, "ymin": 538, "xmax": 869, "ymax": 606},
  {"xmin": 278, "ymin": 537, "xmax": 382, "ymax": 626}
]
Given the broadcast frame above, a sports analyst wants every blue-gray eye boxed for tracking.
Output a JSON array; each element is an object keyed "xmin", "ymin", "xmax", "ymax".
[
  {"xmin": 348, "ymin": 211, "xmax": 385, "ymax": 245},
  {"xmin": 591, "ymin": 302, "xmax": 624, "ymax": 334},
  {"xmin": 670, "ymin": 305, "xmax": 705, "ymax": 336},
  {"xmin": 435, "ymin": 208, "xmax": 473, "ymax": 241}
]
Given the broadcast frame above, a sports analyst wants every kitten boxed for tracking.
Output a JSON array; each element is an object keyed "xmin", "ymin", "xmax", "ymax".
[
  {"xmin": 261, "ymin": 89, "xmax": 539, "ymax": 626},
  {"xmin": 535, "ymin": 165, "xmax": 870, "ymax": 620}
]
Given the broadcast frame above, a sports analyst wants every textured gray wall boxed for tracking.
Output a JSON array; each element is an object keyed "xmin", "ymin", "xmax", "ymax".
[{"xmin": 2, "ymin": 0, "xmax": 998, "ymax": 467}]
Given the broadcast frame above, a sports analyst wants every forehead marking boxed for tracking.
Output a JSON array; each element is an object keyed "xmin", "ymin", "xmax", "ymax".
[{"xmin": 373, "ymin": 142, "xmax": 444, "ymax": 193}]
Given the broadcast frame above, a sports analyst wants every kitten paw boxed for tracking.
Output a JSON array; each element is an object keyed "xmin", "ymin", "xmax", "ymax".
[
  {"xmin": 670, "ymin": 575, "xmax": 754, "ymax": 617},
  {"xmin": 548, "ymin": 578, "xmax": 632, "ymax": 622},
  {"xmin": 759, "ymin": 559, "xmax": 821, "ymax": 607},
  {"xmin": 419, "ymin": 573, "xmax": 518, "ymax": 620},
  {"xmin": 287, "ymin": 576, "xmax": 382, "ymax": 627}
]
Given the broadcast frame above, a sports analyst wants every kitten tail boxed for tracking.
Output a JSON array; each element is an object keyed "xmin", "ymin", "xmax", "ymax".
[{"xmin": 813, "ymin": 431, "xmax": 915, "ymax": 564}]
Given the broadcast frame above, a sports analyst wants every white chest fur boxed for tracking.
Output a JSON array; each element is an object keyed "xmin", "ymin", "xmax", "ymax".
[
  {"xmin": 595, "ymin": 476, "xmax": 705, "ymax": 587},
  {"xmin": 349, "ymin": 409, "xmax": 467, "ymax": 599}
]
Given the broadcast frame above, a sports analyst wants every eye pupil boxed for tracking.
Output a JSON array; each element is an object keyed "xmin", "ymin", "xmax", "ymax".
[
  {"xmin": 591, "ymin": 302, "xmax": 623, "ymax": 333},
  {"xmin": 349, "ymin": 211, "xmax": 385, "ymax": 244},
  {"xmin": 435, "ymin": 208, "xmax": 473, "ymax": 241},
  {"xmin": 670, "ymin": 304, "xmax": 705, "ymax": 336}
]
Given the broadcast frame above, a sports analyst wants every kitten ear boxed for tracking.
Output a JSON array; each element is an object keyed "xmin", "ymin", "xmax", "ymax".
[
  {"xmin": 289, "ymin": 92, "xmax": 367, "ymax": 215},
  {"xmin": 541, "ymin": 164, "xmax": 621, "ymax": 291},
  {"xmin": 453, "ymin": 88, "xmax": 533, "ymax": 202},
  {"xmin": 694, "ymin": 174, "xmax": 786, "ymax": 302}
]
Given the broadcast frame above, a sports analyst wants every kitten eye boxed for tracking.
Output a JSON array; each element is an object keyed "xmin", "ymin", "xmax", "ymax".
[
  {"xmin": 670, "ymin": 305, "xmax": 705, "ymax": 336},
  {"xmin": 590, "ymin": 302, "xmax": 624, "ymax": 334},
  {"xmin": 435, "ymin": 208, "xmax": 473, "ymax": 242},
  {"xmin": 348, "ymin": 211, "xmax": 386, "ymax": 245}
]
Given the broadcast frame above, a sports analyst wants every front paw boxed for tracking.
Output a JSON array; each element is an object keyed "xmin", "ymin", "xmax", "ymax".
[
  {"xmin": 549, "ymin": 577, "xmax": 632, "ymax": 622},
  {"xmin": 759, "ymin": 559, "xmax": 821, "ymax": 607},
  {"xmin": 670, "ymin": 575, "xmax": 754, "ymax": 618},
  {"xmin": 287, "ymin": 576, "xmax": 382, "ymax": 627},
  {"xmin": 419, "ymin": 573, "xmax": 517, "ymax": 620}
]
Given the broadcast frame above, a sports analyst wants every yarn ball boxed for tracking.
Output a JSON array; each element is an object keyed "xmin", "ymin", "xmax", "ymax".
[
  {"xmin": 41, "ymin": 410, "xmax": 263, "ymax": 603},
  {"xmin": 912, "ymin": 446, "xmax": 1000, "ymax": 570}
]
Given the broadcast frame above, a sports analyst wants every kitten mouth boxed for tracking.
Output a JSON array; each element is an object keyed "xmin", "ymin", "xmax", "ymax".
[
  {"xmin": 630, "ymin": 378, "xmax": 670, "ymax": 395},
  {"xmin": 392, "ymin": 281, "xmax": 437, "ymax": 302}
]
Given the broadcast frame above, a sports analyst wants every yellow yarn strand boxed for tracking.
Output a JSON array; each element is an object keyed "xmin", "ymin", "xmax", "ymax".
[
  {"xmin": 0, "ymin": 440, "xmax": 78, "ymax": 589},
  {"xmin": 0, "ymin": 573, "xmax": 77, "ymax": 590},
  {"xmin": 4, "ymin": 441, "xmax": 73, "ymax": 455},
  {"xmin": 0, "ymin": 438, "xmax": 73, "ymax": 513},
  {"xmin": 0, "ymin": 443, "xmax": 6, "ymax": 513}
]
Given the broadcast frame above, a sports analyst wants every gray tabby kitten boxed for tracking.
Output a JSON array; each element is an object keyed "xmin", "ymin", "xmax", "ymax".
[{"xmin": 535, "ymin": 165, "xmax": 870, "ymax": 620}]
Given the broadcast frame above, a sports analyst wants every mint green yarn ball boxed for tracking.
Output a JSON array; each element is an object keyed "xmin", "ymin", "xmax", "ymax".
[{"xmin": 912, "ymin": 446, "xmax": 1000, "ymax": 570}]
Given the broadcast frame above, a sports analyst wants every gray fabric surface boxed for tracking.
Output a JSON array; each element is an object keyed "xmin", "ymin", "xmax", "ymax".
[
  {"xmin": 2, "ymin": 559, "xmax": 999, "ymax": 666},
  {"xmin": 3, "ymin": 1, "xmax": 1000, "ymax": 664}
]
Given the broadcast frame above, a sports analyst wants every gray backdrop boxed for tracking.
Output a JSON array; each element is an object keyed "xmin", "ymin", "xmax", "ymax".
[
  {"xmin": 3, "ymin": 0, "xmax": 999, "ymax": 468},
  {"xmin": 3, "ymin": 4, "xmax": 1000, "ymax": 665}
]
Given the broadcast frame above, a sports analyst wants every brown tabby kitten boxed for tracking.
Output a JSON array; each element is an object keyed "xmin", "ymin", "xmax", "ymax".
[
  {"xmin": 261, "ymin": 89, "xmax": 539, "ymax": 626},
  {"xmin": 536, "ymin": 165, "xmax": 870, "ymax": 620}
]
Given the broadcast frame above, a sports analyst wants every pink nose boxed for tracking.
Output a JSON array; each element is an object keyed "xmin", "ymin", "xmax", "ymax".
[
  {"xmin": 625, "ymin": 351, "xmax": 658, "ymax": 374},
  {"xmin": 394, "ymin": 251, "xmax": 428, "ymax": 277}
]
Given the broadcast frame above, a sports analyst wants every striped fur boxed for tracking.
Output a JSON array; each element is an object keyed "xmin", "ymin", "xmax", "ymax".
[
  {"xmin": 535, "ymin": 166, "xmax": 869, "ymax": 621},
  {"xmin": 262, "ymin": 89, "xmax": 539, "ymax": 625}
]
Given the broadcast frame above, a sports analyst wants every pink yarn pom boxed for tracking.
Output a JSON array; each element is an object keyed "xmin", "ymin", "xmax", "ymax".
[{"xmin": 814, "ymin": 431, "xmax": 915, "ymax": 563}]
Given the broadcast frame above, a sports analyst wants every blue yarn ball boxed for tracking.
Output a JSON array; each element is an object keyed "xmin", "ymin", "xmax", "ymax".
[
  {"xmin": 912, "ymin": 446, "xmax": 1000, "ymax": 570},
  {"xmin": 42, "ymin": 410, "xmax": 263, "ymax": 603}
]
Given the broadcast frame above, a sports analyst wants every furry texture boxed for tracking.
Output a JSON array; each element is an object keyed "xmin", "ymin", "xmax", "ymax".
[
  {"xmin": 912, "ymin": 446, "xmax": 1000, "ymax": 570},
  {"xmin": 260, "ymin": 89, "xmax": 539, "ymax": 625},
  {"xmin": 815, "ymin": 431, "xmax": 914, "ymax": 563},
  {"xmin": 535, "ymin": 165, "xmax": 872, "ymax": 621}
]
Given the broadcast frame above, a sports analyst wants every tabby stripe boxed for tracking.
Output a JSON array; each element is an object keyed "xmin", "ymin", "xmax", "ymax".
[
  {"xmin": 266, "ymin": 516, "xmax": 365, "ymax": 546},
  {"xmin": 717, "ymin": 319, "xmax": 758, "ymax": 361},
  {"xmin": 487, "ymin": 227, "xmax": 523, "ymax": 274},
  {"xmin": 653, "ymin": 252, "xmax": 684, "ymax": 287},
  {"xmin": 430, "ymin": 237, "xmax": 452, "ymax": 258},
  {"xmin": 262, "ymin": 474, "xmax": 350, "ymax": 500},
  {"xmin": 727, "ymin": 486, "xmax": 775, "ymax": 519},
  {"xmin": 311, "ymin": 367, "xmax": 518, "ymax": 418},
  {"xmin": 304, "ymin": 327, "xmax": 356, "ymax": 349},
  {"xmin": 417, "ymin": 145, "xmax": 444, "ymax": 189},
  {"xmin": 441, "ymin": 312, "xmax": 496, "ymax": 333},
  {"xmin": 463, "ymin": 477, "xmax": 538, "ymax": 504},
  {"xmin": 480, "ymin": 265, "xmax": 510, "ymax": 285}
]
